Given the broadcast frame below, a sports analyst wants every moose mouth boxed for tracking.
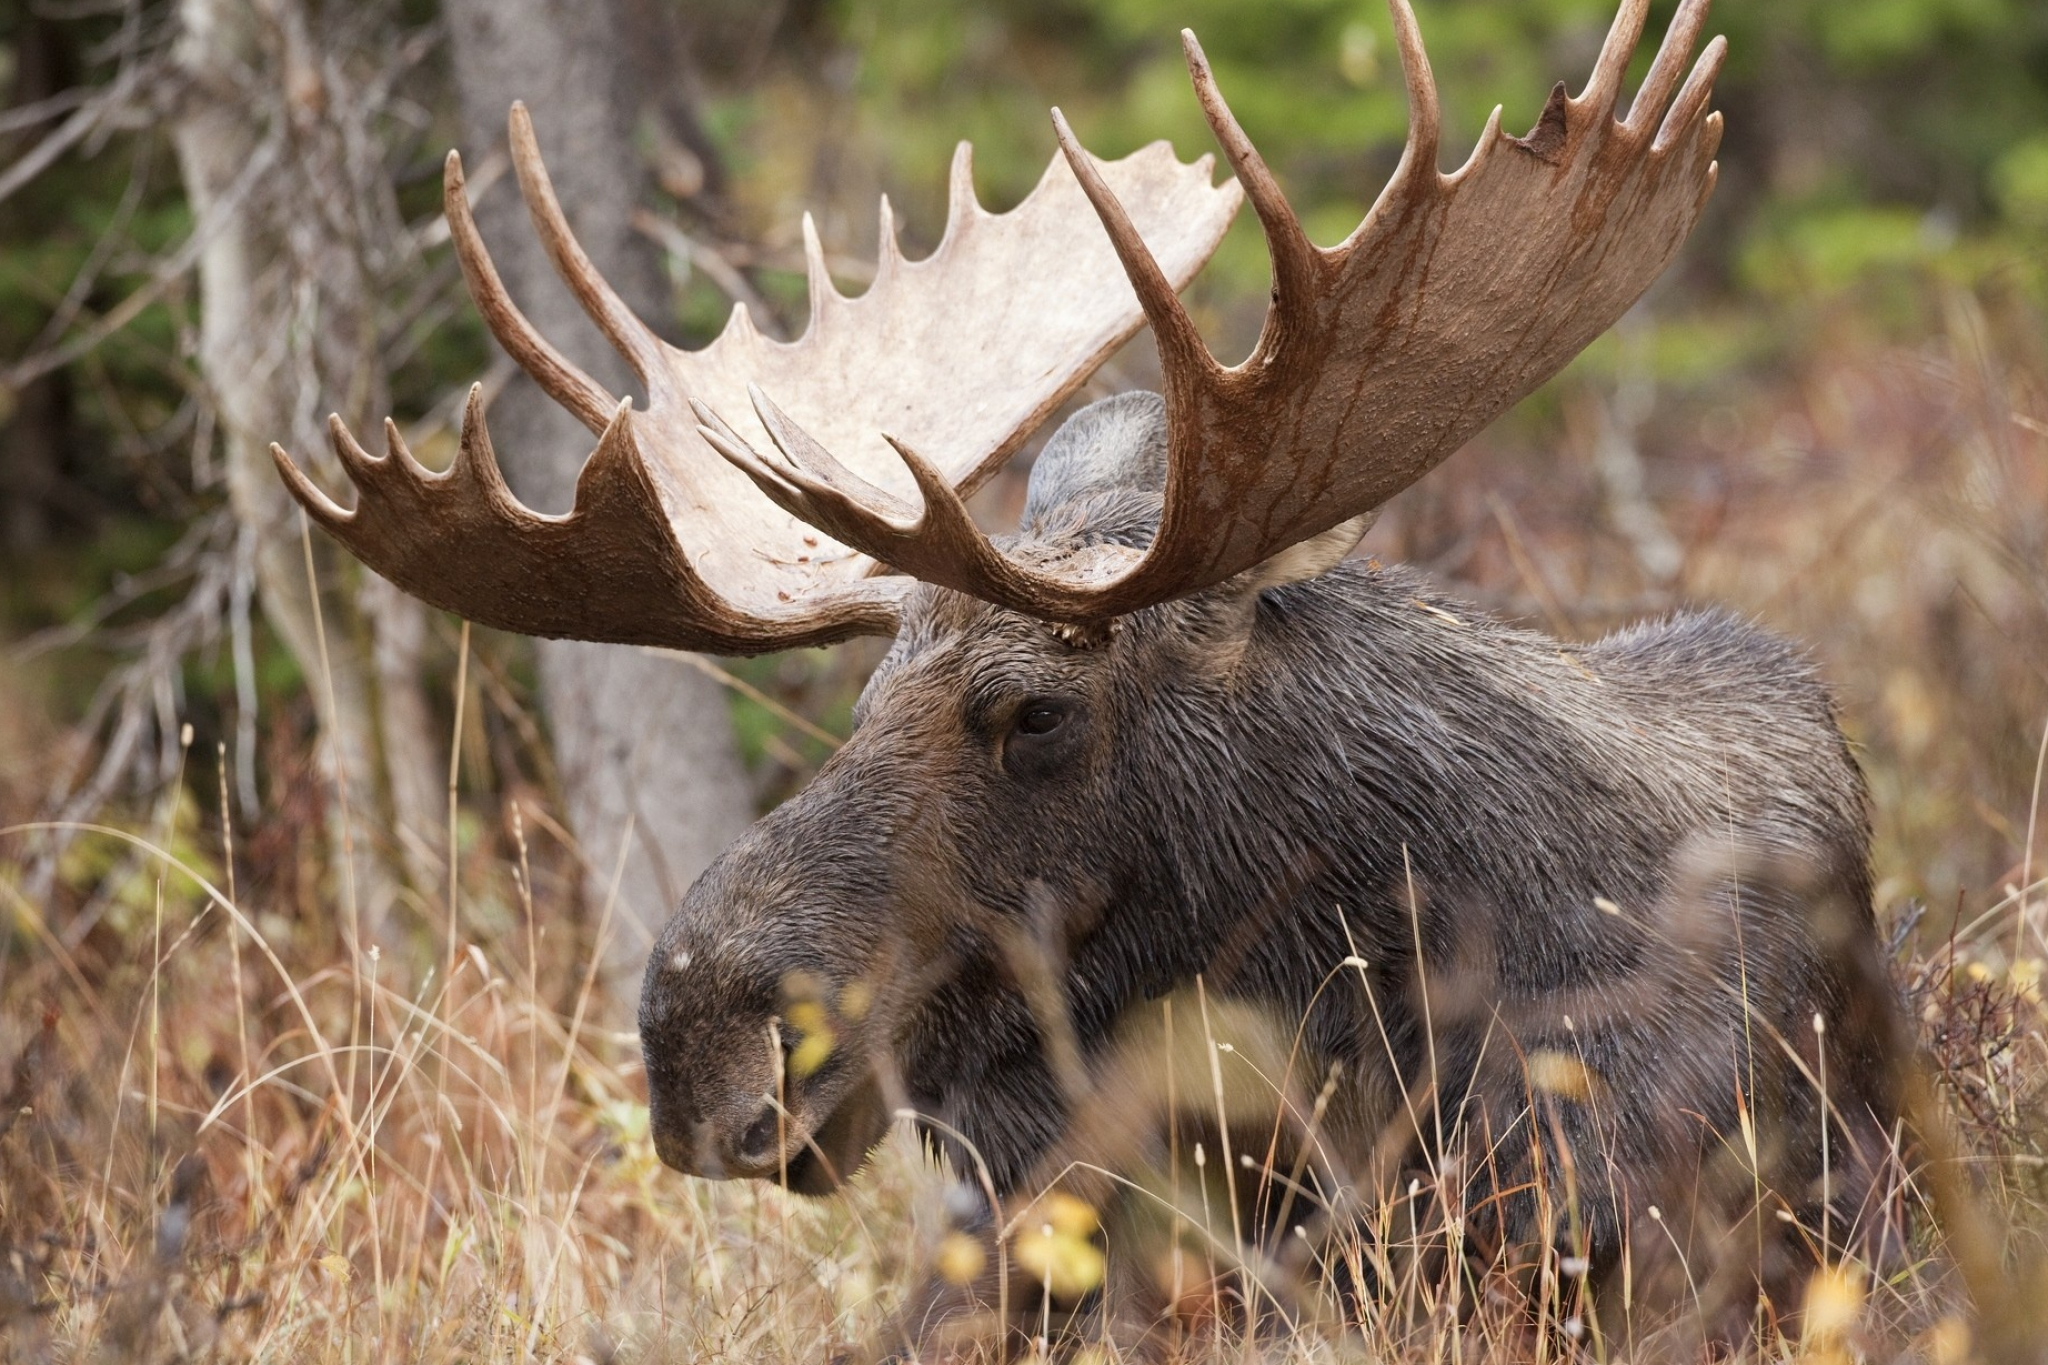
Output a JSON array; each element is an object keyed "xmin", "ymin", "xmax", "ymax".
[
  {"xmin": 777, "ymin": 1141, "xmax": 832, "ymax": 1196},
  {"xmin": 770, "ymin": 1067, "xmax": 894, "ymax": 1197},
  {"xmin": 660, "ymin": 1067, "xmax": 891, "ymax": 1197}
]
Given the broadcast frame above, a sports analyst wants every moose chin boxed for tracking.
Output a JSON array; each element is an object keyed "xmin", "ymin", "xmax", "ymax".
[{"xmin": 273, "ymin": 0, "xmax": 1905, "ymax": 1354}]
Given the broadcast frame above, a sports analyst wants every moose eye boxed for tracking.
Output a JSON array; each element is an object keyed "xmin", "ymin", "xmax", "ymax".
[{"xmin": 1015, "ymin": 703, "xmax": 1065, "ymax": 737}]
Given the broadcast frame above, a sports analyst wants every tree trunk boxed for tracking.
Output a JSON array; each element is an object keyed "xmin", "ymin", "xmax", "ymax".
[
  {"xmin": 171, "ymin": 0, "xmax": 447, "ymax": 943},
  {"xmin": 442, "ymin": 0, "xmax": 753, "ymax": 1018}
]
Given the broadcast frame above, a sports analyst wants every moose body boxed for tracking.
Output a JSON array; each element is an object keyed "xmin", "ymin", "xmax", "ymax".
[
  {"xmin": 637, "ymin": 394, "xmax": 1898, "ymax": 1341},
  {"xmin": 271, "ymin": 0, "xmax": 1900, "ymax": 1347}
]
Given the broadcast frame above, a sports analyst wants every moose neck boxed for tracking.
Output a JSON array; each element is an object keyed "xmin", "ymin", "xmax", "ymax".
[
  {"xmin": 1111, "ymin": 562, "xmax": 1668, "ymax": 980},
  {"xmin": 900, "ymin": 556, "xmax": 1868, "ymax": 1195}
]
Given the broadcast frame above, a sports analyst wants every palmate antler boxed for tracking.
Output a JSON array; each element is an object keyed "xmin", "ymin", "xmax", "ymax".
[
  {"xmin": 270, "ymin": 107, "xmax": 1241, "ymax": 652},
  {"xmin": 275, "ymin": 0, "xmax": 1724, "ymax": 648},
  {"xmin": 702, "ymin": 0, "xmax": 1727, "ymax": 623}
]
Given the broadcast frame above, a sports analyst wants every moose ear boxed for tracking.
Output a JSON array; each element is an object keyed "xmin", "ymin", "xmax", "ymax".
[
  {"xmin": 1178, "ymin": 512, "xmax": 1374, "ymax": 661},
  {"xmin": 1233, "ymin": 512, "xmax": 1375, "ymax": 595}
]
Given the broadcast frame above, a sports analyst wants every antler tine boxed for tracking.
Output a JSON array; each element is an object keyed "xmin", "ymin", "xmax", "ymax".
[
  {"xmin": 269, "ymin": 438, "xmax": 352, "ymax": 527},
  {"xmin": 800, "ymin": 214, "xmax": 841, "ymax": 337},
  {"xmin": 872, "ymin": 430, "xmax": 1089, "ymax": 601},
  {"xmin": 507, "ymin": 102, "xmax": 670, "ymax": 391},
  {"xmin": 696, "ymin": 389, "xmax": 1063, "ymax": 604},
  {"xmin": 874, "ymin": 194, "xmax": 903, "ymax": 288},
  {"xmin": 1583, "ymin": 0, "xmax": 1653, "ymax": 115},
  {"xmin": 382, "ymin": 417, "xmax": 435, "ymax": 480},
  {"xmin": 1659, "ymin": 37, "xmax": 1726, "ymax": 156},
  {"xmin": 1628, "ymin": 0, "xmax": 1713, "ymax": 133},
  {"xmin": 691, "ymin": 401, "xmax": 817, "ymax": 514},
  {"xmin": 1048, "ymin": 109, "xmax": 1215, "ymax": 376},
  {"xmin": 444, "ymin": 150, "xmax": 617, "ymax": 436},
  {"xmin": 1386, "ymin": 0, "xmax": 1443, "ymax": 181},
  {"xmin": 442, "ymin": 384, "xmax": 521, "ymax": 504},
  {"xmin": 749, "ymin": 387, "xmax": 916, "ymax": 523},
  {"xmin": 326, "ymin": 412, "xmax": 388, "ymax": 487},
  {"xmin": 695, "ymin": 399, "xmax": 924, "ymax": 555},
  {"xmin": 945, "ymin": 142, "xmax": 981, "ymax": 240},
  {"xmin": 1179, "ymin": 30, "xmax": 1319, "ymax": 313}
]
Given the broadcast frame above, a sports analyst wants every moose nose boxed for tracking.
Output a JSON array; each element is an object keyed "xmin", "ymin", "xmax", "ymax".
[
  {"xmin": 734, "ymin": 1103, "xmax": 782, "ymax": 1167},
  {"xmin": 649, "ymin": 1102, "xmax": 786, "ymax": 1179}
]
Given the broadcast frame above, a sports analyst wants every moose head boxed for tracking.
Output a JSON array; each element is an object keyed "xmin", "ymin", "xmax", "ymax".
[{"xmin": 273, "ymin": 0, "xmax": 1897, "ymax": 1344}]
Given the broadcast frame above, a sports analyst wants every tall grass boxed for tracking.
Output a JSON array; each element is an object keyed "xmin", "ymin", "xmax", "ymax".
[{"xmin": 1, "ymin": 286, "xmax": 2045, "ymax": 1360}]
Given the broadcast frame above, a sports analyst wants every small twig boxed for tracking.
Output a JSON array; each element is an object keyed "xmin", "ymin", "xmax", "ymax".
[
  {"xmin": 630, "ymin": 208, "xmax": 783, "ymax": 338},
  {"xmin": 3, "ymin": 131, "xmax": 283, "ymax": 389},
  {"xmin": 25, "ymin": 136, "xmax": 155, "ymax": 355},
  {"xmin": 0, "ymin": 85, "xmax": 92, "ymax": 136},
  {"xmin": 0, "ymin": 65, "xmax": 137, "ymax": 208},
  {"xmin": 1485, "ymin": 492, "xmax": 1573, "ymax": 638},
  {"xmin": 645, "ymin": 647, "xmax": 844, "ymax": 750}
]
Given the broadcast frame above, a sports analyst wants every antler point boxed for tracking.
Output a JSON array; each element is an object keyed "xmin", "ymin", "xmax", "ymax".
[
  {"xmin": 507, "ymin": 102, "xmax": 536, "ymax": 149},
  {"xmin": 270, "ymin": 442, "xmax": 352, "ymax": 522}
]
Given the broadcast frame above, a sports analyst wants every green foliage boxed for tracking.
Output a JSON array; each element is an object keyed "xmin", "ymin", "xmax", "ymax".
[
  {"xmin": 783, "ymin": 0, "xmax": 2047, "ymax": 320},
  {"xmin": 1995, "ymin": 133, "xmax": 2048, "ymax": 229}
]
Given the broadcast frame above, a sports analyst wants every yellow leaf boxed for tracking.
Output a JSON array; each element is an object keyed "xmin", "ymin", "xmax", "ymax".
[
  {"xmin": 1526, "ymin": 1050, "xmax": 1604, "ymax": 1102},
  {"xmin": 319, "ymin": 1254, "xmax": 352, "ymax": 1282},
  {"xmin": 1037, "ymin": 1192, "xmax": 1100, "ymax": 1239},
  {"xmin": 787, "ymin": 1026, "xmax": 836, "ymax": 1079},
  {"xmin": 1801, "ymin": 1263, "xmax": 1865, "ymax": 1343},
  {"xmin": 1923, "ymin": 1315, "xmax": 1970, "ymax": 1365},
  {"xmin": 1013, "ymin": 1227, "xmax": 1104, "ymax": 1300},
  {"xmin": 935, "ymin": 1232, "xmax": 987, "ymax": 1286}
]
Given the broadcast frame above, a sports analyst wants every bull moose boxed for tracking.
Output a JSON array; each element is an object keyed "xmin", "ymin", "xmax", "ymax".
[{"xmin": 273, "ymin": 0, "xmax": 1903, "ymax": 1353}]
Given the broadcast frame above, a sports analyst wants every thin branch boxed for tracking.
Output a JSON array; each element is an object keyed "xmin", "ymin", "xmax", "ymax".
[
  {"xmin": 2, "ymin": 130, "xmax": 282, "ymax": 388},
  {"xmin": 25, "ymin": 509, "xmax": 243, "ymax": 909},
  {"xmin": 9, "ymin": 511, "xmax": 230, "ymax": 662},
  {"xmin": 0, "ymin": 64, "xmax": 137, "ymax": 207},
  {"xmin": 630, "ymin": 208, "xmax": 784, "ymax": 337},
  {"xmin": 27, "ymin": 136, "xmax": 155, "ymax": 354},
  {"xmin": 0, "ymin": 85, "xmax": 91, "ymax": 136}
]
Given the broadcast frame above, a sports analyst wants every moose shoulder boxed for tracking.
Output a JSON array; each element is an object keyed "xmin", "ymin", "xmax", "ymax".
[{"xmin": 270, "ymin": 0, "xmax": 1901, "ymax": 1350}]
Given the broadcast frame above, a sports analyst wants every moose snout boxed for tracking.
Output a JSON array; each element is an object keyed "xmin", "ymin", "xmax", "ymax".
[{"xmin": 649, "ymin": 1086, "xmax": 804, "ymax": 1182}]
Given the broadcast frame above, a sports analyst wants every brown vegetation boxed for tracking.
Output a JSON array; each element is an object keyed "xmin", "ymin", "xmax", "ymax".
[{"xmin": 3, "ymin": 283, "xmax": 2046, "ymax": 1359}]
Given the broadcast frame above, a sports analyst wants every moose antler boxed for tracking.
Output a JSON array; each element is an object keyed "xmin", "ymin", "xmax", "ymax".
[
  {"xmin": 271, "ymin": 105, "xmax": 1241, "ymax": 652},
  {"xmin": 703, "ymin": 0, "xmax": 1726, "ymax": 623}
]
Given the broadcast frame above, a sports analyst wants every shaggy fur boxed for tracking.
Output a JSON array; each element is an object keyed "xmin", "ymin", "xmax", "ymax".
[{"xmin": 638, "ymin": 392, "xmax": 1899, "ymax": 1349}]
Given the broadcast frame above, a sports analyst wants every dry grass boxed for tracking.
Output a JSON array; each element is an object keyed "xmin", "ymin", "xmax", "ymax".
[{"xmin": 2, "ymin": 286, "xmax": 2046, "ymax": 1361}]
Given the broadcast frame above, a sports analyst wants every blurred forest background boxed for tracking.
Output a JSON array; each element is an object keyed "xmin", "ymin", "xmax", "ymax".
[{"xmin": 1, "ymin": 0, "xmax": 2046, "ymax": 1358}]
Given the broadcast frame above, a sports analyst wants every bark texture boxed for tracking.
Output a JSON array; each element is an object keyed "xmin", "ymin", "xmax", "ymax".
[
  {"xmin": 171, "ymin": 0, "xmax": 448, "ymax": 941},
  {"xmin": 443, "ymin": 0, "xmax": 752, "ymax": 1014}
]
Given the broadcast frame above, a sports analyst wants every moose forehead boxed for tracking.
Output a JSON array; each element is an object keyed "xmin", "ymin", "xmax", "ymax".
[{"xmin": 857, "ymin": 578, "xmax": 1110, "ymax": 726}]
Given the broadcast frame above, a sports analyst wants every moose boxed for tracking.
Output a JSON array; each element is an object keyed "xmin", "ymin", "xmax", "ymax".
[{"xmin": 273, "ymin": 0, "xmax": 1903, "ymax": 1353}]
